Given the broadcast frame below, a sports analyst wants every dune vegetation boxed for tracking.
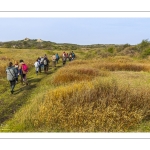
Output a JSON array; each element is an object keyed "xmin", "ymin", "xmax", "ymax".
[{"xmin": 1, "ymin": 43, "xmax": 150, "ymax": 132}]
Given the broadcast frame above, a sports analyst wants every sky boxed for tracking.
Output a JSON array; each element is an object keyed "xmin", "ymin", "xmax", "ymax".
[{"xmin": 0, "ymin": 17, "xmax": 150, "ymax": 45}]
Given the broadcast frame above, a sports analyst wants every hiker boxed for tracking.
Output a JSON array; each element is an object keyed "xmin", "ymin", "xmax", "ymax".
[
  {"xmin": 71, "ymin": 51, "xmax": 75, "ymax": 60},
  {"xmin": 44, "ymin": 54, "xmax": 50, "ymax": 71},
  {"xmin": 34, "ymin": 59, "xmax": 40, "ymax": 75},
  {"xmin": 62, "ymin": 51, "xmax": 66, "ymax": 58},
  {"xmin": 44, "ymin": 54, "xmax": 47, "ymax": 58},
  {"xmin": 6, "ymin": 62, "xmax": 17, "ymax": 94},
  {"xmin": 37, "ymin": 57, "xmax": 41, "ymax": 73},
  {"xmin": 62, "ymin": 52, "xmax": 66, "ymax": 65},
  {"xmin": 43, "ymin": 57, "xmax": 49, "ymax": 73},
  {"xmin": 66, "ymin": 53, "xmax": 69, "ymax": 60},
  {"xmin": 18, "ymin": 59, "xmax": 28, "ymax": 85},
  {"xmin": 52, "ymin": 54, "xmax": 56, "ymax": 67},
  {"xmin": 55, "ymin": 53, "xmax": 59, "ymax": 64},
  {"xmin": 69, "ymin": 53, "xmax": 72, "ymax": 61},
  {"xmin": 14, "ymin": 60, "xmax": 19, "ymax": 83},
  {"xmin": 40, "ymin": 56, "xmax": 44, "ymax": 72}
]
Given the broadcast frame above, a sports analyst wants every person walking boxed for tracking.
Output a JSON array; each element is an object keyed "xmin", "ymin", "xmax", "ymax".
[
  {"xmin": 66, "ymin": 53, "xmax": 69, "ymax": 61},
  {"xmin": 71, "ymin": 51, "xmax": 75, "ymax": 60},
  {"xmin": 18, "ymin": 59, "xmax": 28, "ymax": 85},
  {"xmin": 40, "ymin": 56, "xmax": 44, "ymax": 72},
  {"xmin": 55, "ymin": 53, "xmax": 59, "ymax": 64},
  {"xmin": 37, "ymin": 57, "xmax": 41, "ymax": 73},
  {"xmin": 6, "ymin": 62, "xmax": 17, "ymax": 94},
  {"xmin": 34, "ymin": 59, "xmax": 40, "ymax": 75},
  {"xmin": 52, "ymin": 54, "xmax": 56, "ymax": 67},
  {"xmin": 69, "ymin": 53, "xmax": 72, "ymax": 61},
  {"xmin": 44, "ymin": 54, "xmax": 50, "ymax": 72},
  {"xmin": 62, "ymin": 52, "xmax": 66, "ymax": 65},
  {"xmin": 43, "ymin": 57, "xmax": 49, "ymax": 73},
  {"xmin": 14, "ymin": 60, "xmax": 19, "ymax": 83}
]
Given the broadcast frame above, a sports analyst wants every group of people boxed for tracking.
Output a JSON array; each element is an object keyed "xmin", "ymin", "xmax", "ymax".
[
  {"xmin": 33, "ymin": 51, "xmax": 76, "ymax": 75},
  {"xmin": 62, "ymin": 51, "xmax": 76, "ymax": 65},
  {"xmin": 6, "ymin": 51, "xmax": 76, "ymax": 94},
  {"xmin": 6, "ymin": 59, "xmax": 28, "ymax": 94},
  {"xmin": 34, "ymin": 54, "xmax": 50, "ymax": 75}
]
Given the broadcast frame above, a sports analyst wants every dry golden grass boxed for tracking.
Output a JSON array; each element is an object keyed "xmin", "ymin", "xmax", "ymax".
[
  {"xmin": 95, "ymin": 62, "xmax": 150, "ymax": 71},
  {"xmin": 20, "ymin": 77, "xmax": 150, "ymax": 132},
  {"xmin": 70, "ymin": 58, "xmax": 150, "ymax": 72},
  {"xmin": 51, "ymin": 61, "xmax": 110, "ymax": 85}
]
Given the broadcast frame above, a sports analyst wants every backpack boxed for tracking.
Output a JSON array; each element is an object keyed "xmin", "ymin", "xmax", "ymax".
[
  {"xmin": 40, "ymin": 58, "xmax": 44, "ymax": 64},
  {"xmin": 6, "ymin": 67, "xmax": 16, "ymax": 81},
  {"xmin": 62, "ymin": 56, "xmax": 66, "ymax": 61},
  {"xmin": 35, "ymin": 62, "xmax": 39, "ymax": 68},
  {"xmin": 22, "ymin": 64, "xmax": 28, "ymax": 72},
  {"xmin": 44, "ymin": 59, "xmax": 47, "ymax": 65},
  {"xmin": 72, "ymin": 53, "xmax": 75, "ymax": 57}
]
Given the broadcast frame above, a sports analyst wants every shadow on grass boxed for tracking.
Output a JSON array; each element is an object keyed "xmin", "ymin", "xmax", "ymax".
[
  {"xmin": 0, "ymin": 63, "xmax": 64, "ymax": 126},
  {"xmin": 0, "ymin": 84, "xmax": 38, "ymax": 124},
  {"xmin": 28, "ymin": 78, "xmax": 41, "ymax": 83},
  {"xmin": 14, "ymin": 84, "xmax": 37, "ymax": 94}
]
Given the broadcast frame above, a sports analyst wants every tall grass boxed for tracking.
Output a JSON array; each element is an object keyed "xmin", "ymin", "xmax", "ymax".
[
  {"xmin": 5, "ymin": 77, "xmax": 150, "ymax": 132},
  {"xmin": 70, "ymin": 59, "xmax": 150, "ymax": 72},
  {"xmin": 51, "ymin": 62, "xmax": 110, "ymax": 85}
]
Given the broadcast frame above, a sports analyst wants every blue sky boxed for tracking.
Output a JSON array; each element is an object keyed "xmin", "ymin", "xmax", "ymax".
[{"xmin": 0, "ymin": 18, "xmax": 150, "ymax": 45}]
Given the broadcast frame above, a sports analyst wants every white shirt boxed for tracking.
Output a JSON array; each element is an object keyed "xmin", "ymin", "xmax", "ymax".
[{"xmin": 34, "ymin": 61, "xmax": 40, "ymax": 68}]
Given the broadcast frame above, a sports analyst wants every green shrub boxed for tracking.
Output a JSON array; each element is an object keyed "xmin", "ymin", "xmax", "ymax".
[{"xmin": 141, "ymin": 48, "xmax": 150, "ymax": 58}]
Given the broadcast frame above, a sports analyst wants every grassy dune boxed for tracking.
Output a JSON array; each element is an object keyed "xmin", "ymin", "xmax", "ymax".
[{"xmin": 1, "ymin": 48, "xmax": 150, "ymax": 132}]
